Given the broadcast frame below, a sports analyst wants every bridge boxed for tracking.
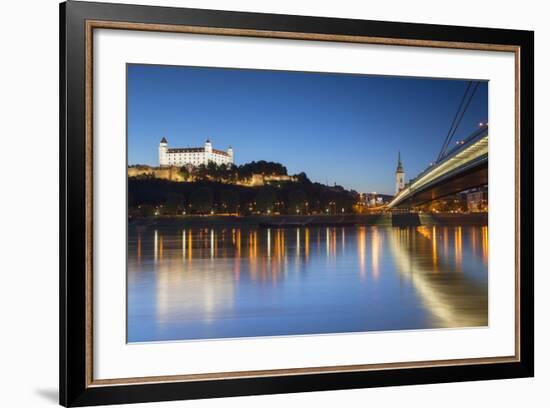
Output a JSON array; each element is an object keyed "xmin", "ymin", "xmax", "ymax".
[{"xmin": 387, "ymin": 125, "xmax": 488, "ymax": 209}]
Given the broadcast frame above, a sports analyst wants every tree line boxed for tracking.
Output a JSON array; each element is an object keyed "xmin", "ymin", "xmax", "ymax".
[
  {"xmin": 128, "ymin": 178, "xmax": 359, "ymax": 217},
  {"xmin": 173, "ymin": 160, "xmax": 289, "ymax": 183}
]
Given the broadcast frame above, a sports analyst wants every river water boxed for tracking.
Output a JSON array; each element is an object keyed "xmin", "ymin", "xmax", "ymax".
[{"xmin": 127, "ymin": 224, "xmax": 488, "ymax": 342}]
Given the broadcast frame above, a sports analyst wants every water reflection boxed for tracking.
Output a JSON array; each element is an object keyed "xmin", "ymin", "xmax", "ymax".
[
  {"xmin": 388, "ymin": 226, "xmax": 487, "ymax": 328},
  {"xmin": 128, "ymin": 225, "xmax": 488, "ymax": 342}
]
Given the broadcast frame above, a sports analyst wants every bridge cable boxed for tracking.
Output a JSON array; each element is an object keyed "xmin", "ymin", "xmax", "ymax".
[
  {"xmin": 439, "ymin": 81, "xmax": 480, "ymax": 160},
  {"xmin": 437, "ymin": 81, "xmax": 472, "ymax": 162}
]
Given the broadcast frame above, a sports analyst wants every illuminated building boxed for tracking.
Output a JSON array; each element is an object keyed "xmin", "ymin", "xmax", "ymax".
[
  {"xmin": 466, "ymin": 188, "xmax": 488, "ymax": 212},
  {"xmin": 159, "ymin": 137, "xmax": 233, "ymax": 167}
]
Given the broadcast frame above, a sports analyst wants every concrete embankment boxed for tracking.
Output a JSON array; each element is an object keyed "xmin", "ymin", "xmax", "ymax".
[
  {"xmin": 418, "ymin": 213, "xmax": 487, "ymax": 226},
  {"xmin": 129, "ymin": 214, "xmax": 391, "ymax": 228},
  {"xmin": 390, "ymin": 213, "xmax": 487, "ymax": 227},
  {"xmin": 129, "ymin": 213, "xmax": 487, "ymax": 228}
]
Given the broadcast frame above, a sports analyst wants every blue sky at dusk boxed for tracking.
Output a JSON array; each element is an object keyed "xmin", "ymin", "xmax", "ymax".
[{"xmin": 127, "ymin": 64, "xmax": 488, "ymax": 195}]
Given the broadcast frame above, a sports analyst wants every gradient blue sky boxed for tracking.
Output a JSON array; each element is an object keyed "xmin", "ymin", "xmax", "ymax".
[{"xmin": 127, "ymin": 64, "xmax": 488, "ymax": 195}]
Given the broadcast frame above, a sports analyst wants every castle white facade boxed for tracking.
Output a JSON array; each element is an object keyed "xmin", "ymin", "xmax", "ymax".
[
  {"xmin": 159, "ymin": 137, "xmax": 234, "ymax": 167},
  {"xmin": 395, "ymin": 151, "xmax": 405, "ymax": 194}
]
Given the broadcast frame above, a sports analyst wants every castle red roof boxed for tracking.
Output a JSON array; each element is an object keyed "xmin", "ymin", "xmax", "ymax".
[{"xmin": 212, "ymin": 149, "xmax": 229, "ymax": 157}]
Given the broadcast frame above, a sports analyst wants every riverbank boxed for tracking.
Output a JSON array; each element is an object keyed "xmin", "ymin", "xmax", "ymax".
[{"xmin": 128, "ymin": 213, "xmax": 487, "ymax": 228}]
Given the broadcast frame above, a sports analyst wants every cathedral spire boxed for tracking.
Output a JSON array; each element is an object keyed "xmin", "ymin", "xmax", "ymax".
[
  {"xmin": 396, "ymin": 151, "xmax": 404, "ymax": 173},
  {"xmin": 395, "ymin": 151, "xmax": 405, "ymax": 194}
]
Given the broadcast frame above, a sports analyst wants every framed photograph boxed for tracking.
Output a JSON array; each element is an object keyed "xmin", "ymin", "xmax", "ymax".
[{"xmin": 60, "ymin": 1, "xmax": 534, "ymax": 406}]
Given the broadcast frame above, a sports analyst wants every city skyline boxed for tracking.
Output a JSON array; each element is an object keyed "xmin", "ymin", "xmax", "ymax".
[{"xmin": 128, "ymin": 64, "xmax": 488, "ymax": 195}]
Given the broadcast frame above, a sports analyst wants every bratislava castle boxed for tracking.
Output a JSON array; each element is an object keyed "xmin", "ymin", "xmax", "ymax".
[{"xmin": 159, "ymin": 137, "xmax": 234, "ymax": 167}]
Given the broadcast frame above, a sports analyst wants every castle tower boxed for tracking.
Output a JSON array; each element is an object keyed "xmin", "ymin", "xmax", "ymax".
[
  {"xmin": 395, "ymin": 151, "xmax": 405, "ymax": 194},
  {"xmin": 227, "ymin": 145, "xmax": 233, "ymax": 162},
  {"xmin": 204, "ymin": 139, "xmax": 213, "ymax": 153},
  {"xmin": 159, "ymin": 137, "xmax": 168, "ymax": 167}
]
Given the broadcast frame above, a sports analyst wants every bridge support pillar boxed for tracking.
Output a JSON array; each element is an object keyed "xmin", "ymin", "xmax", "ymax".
[{"xmin": 391, "ymin": 213, "xmax": 421, "ymax": 227}]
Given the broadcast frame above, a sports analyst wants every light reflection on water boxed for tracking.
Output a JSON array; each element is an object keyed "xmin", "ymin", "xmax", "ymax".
[{"xmin": 127, "ymin": 225, "xmax": 488, "ymax": 342}]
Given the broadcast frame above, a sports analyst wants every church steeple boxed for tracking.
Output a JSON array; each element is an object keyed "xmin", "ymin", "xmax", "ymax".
[
  {"xmin": 396, "ymin": 151, "xmax": 404, "ymax": 173},
  {"xmin": 395, "ymin": 151, "xmax": 405, "ymax": 194}
]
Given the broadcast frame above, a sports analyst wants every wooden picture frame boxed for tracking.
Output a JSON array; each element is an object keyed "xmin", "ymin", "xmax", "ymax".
[{"xmin": 60, "ymin": 1, "xmax": 534, "ymax": 406}]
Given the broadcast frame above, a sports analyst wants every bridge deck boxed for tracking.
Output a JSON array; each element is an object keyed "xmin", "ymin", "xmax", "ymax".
[{"xmin": 388, "ymin": 129, "xmax": 488, "ymax": 208}]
